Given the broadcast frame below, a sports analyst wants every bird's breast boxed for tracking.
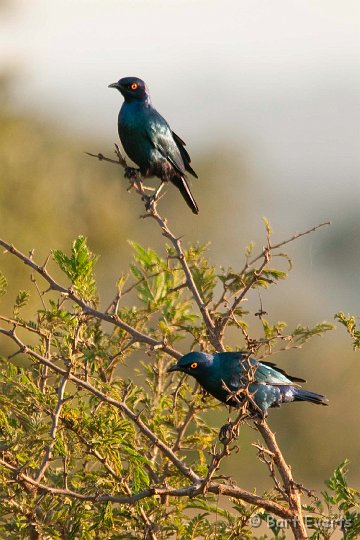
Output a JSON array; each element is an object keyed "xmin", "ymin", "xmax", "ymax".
[{"xmin": 118, "ymin": 106, "xmax": 153, "ymax": 170}]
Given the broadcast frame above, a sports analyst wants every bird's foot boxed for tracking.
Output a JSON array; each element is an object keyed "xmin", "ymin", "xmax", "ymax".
[
  {"xmin": 142, "ymin": 193, "xmax": 156, "ymax": 212},
  {"xmin": 141, "ymin": 182, "xmax": 165, "ymax": 212},
  {"xmin": 219, "ymin": 422, "xmax": 240, "ymax": 445},
  {"xmin": 124, "ymin": 166, "xmax": 140, "ymax": 180}
]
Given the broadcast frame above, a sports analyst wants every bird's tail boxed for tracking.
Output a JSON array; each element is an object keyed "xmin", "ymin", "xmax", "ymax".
[
  {"xmin": 280, "ymin": 386, "xmax": 329, "ymax": 406},
  {"xmin": 171, "ymin": 175, "xmax": 199, "ymax": 214}
]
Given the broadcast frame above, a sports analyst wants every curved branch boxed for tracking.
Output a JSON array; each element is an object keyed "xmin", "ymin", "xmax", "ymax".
[
  {"xmin": 150, "ymin": 209, "xmax": 223, "ymax": 350},
  {"xmin": 0, "ymin": 457, "xmax": 293, "ymax": 521}
]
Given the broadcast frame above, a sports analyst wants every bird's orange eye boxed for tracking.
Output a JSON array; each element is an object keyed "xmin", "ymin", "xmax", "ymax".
[
  {"xmin": 190, "ymin": 362, "xmax": 198, "ymax": 369},
  {"xmin": 131, "ymin": 83, "xmax": 138, "ymax": 90}
]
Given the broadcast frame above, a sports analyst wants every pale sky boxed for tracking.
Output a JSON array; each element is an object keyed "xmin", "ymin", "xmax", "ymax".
[
  {"xmin": 1, "ymin": 0, "xmax": 360, "ymax": 311},
  {"xmin": 1, "ymin": 0, "xmax": 359, "ymax": 143}
]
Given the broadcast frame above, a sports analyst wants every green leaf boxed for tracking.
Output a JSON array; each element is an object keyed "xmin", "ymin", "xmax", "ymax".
[
  {"xmin": 262, "ymin": 216, "xmax": 273, "ymax": 236},
  {"xmin": 292, "ymin": 322, "xmax": 335, "ymax": 345},
  {"xmin": 335, "ymin": 312, "xmax": 360, "ymax": 350},
  {"xmin": 13, "ymin": 290, "xmax": 30, "ymax": 317},
  {"xmin": 0, "ymin": 271, "xmax": 7, "ymax": 298},
  {"xmin": 53, "ymin": 236, "xmax": 98, "ymax": 300},
  {"xmin": 245, "ymin": 241, "xmax": 255, "ymax": 258}
]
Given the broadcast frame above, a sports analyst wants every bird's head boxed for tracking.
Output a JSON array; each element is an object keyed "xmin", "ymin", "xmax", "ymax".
[
  {"xmin": 167, "ymin": 352, "xmax": 213, "ymax": 380},
  {"xmin": 108, "ymin": 76, "xmax": 150, "ymax": 102}
]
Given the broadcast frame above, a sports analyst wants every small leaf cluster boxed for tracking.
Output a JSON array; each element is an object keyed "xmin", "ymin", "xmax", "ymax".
[
  {"xmin": 335, "ymin": 311, "xmax": 360, "ymax": 350},
  {"xmin": 129, "ymin": 241, "xmax": 197, "ymax": 343},
  {"xmin": 53, "ymin": 236, "xmax": 98, "ymax": 301},
  {"xmin": 304, "ymin": 460, "xmax": 360, "ymax": 540}
]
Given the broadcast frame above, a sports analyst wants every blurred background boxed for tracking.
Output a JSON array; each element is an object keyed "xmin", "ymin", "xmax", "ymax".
[{"xmin": 0, "ymin": 0, "xmax": 359, "ymax": 504}]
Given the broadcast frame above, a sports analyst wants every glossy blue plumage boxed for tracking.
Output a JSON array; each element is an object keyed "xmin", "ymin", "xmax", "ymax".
[
  {"xmin": 109, "ymin": 76, "xmax": 199, "ymax": 214},
  {"xmin": 168, "ymin": 351, "xmax": 328, "ymax": 416}
]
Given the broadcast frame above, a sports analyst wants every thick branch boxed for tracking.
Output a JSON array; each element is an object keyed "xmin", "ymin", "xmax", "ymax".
[
  {"xmin": 257, "ymin": 421, "xmax": 308, "ymax": 539},
  {"xmin": 0, "ymin": 456, "xmax": 293, "ymax": 520}
]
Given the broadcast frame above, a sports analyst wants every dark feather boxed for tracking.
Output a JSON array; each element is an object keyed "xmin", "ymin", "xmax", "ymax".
[
  {"xmin": 291, "ymin": 387, "xmax": 329, "ymax": 406},
  {"xmin": 171, "ymin": 175, "xmax": 199, "ymax": 214},
  {"xmin": 261, "ymin": 361, "xmax": 306, "ymax": 383},
  {"xmin": 172, "ymin": 131, "xmax": 198, "ymax": 178}
]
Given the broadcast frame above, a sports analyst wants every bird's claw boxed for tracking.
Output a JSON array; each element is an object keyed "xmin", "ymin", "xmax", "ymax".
[
  {"xmin": 219, "ymin": 422, "xmax": 240, "ymax": 445},
  {"xmin": 143, "ymin": 194, "xmax": 156, "ymax": 211},
  {"xmin": 124, "ymin": 166, "xmax": 140, "ymax": 180},
  {"xmin": 142, "ymin": 183, "xmax": 165, "ymax": 211}
]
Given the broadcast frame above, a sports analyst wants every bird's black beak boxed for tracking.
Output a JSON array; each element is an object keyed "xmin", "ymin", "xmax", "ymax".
[
  {"xmin": 167, "ymin": 364, "xmax": 181, "ymax": 373},
  {"xmin": 108, "ymin": 82, "xmax": 120, "ymax": 89}
]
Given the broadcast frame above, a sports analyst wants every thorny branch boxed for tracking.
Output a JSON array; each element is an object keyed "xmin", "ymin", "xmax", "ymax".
[
  {"xmin": 0, "ymin": 326, "xmax": 294, "ymax": 522},
  {"xmin": 0, "ymin": 455, "xmax": 294, "ymax": 520},
  {"xmin": 0, "ymin": 146, "xmax": 331, "ymax": 539},
  {"xmin": 88, "ymin": 145, "xmax": 330, "ymax": 539},
  {"xmin": 217, "ymin": 220, "xmax": 330, "ymax": 337}
]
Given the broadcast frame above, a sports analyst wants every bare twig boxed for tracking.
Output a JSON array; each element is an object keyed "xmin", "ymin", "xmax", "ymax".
[
  {"xmin": 85, "ymin": 151, "xmax": 126, "ymax": 167},
  {"xmin": 218, "ymin": 221, "xmax": 330, "ymax": 338},
  {"xmin": 247, "ymin": 221, "xmax": 330, "ymax": 269},
  {"xmin": 34, "ymin": 372, "xmax": 69, "ymax": 483},
  {"xmin": 218, "ymin": 249, "xmax": 271, "ymax": 335}
]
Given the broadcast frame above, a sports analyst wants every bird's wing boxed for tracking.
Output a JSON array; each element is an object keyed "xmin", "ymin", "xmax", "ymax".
[
  {"xmin": 172, "ymin": 131, "xmax": 198, "ymax": 179},
  {"xmin": 255, "ymin": 363, "xmax": 304, "ymax": 386},
  {"xmin": 218, "ymin": 352, "xmax": 304, "ymax": 386},
  {"xmin": 145, "ymin": 108, "xmax": 196, "ymax": 177},
  {"xmin": 217, "ymin": 352, "xmax": 248, "ymax": 390},
  {"xmin": 260, "ymin": 361, "xmax": 306, "ymax": 383}
]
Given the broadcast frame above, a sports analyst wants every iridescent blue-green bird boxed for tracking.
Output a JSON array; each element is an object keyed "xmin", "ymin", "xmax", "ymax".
[
  {"xmin": 168, "ymin": 351, "xmax": 328, "ymax": 417},
  {"xmin": 108, "ymin": 76, "xmax": 199, "ymax": 214}
]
